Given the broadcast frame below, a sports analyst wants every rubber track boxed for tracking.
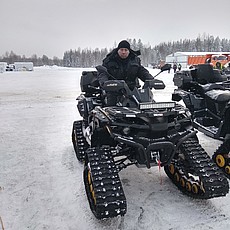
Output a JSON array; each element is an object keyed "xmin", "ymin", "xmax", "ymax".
[
  {"xmin": 213, "ymin": 139, "xmax": 230, "ymax": 179},
  {"xmin": 165, "ymin": 138, "xmax": 229, "ymax": 199},
  {"xmin": 84, "ymin": 147, "xmax": 127, "ymax": 219},
  {"xmin": 72, "ymin": 120, "xmax": 88, "ymax": 162}
]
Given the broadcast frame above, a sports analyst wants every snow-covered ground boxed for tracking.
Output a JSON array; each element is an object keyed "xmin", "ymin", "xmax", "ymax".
[{"xmin": 0, "ymin": 67, "xmax": 229, "ymax": 230}]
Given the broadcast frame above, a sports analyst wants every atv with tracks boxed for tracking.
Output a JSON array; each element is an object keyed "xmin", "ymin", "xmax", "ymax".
[
  {"xmin": 72, "ymin": 64, "xmax": 229, "ymax": 219},
  {"xmin": 173, "ymin": 64, "xmax": 230, "ymax": 179}
]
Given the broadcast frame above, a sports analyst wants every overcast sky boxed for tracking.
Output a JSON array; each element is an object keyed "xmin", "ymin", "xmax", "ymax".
[{"xmin": 1, "ymin": 0, "xmax": 230, "ymax": 58}]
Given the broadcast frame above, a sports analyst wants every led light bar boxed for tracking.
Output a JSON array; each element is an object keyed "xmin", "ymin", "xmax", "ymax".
[{"xmin": 139, "ymin": 102, "xmax": 175, "ymax": 110}]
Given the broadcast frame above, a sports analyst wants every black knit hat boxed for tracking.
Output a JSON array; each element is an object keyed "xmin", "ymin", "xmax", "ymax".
[{"xmin": 117, "ymin": 40, "xmax": 130, "ymax": 50}]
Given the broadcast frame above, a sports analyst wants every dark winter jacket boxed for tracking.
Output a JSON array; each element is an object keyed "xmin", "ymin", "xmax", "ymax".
[{"xmin": 98, "ymin": 48, "xmax": 153, "ymax": 90}]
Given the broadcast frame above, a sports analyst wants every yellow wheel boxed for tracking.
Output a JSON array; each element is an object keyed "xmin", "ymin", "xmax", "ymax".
[
  {"xmin": 180, "ymin": 177, "xmax": 186, "ymax": 187},
  {"xmin": 192, "ymin": 183, "xmax": 199, "ymax": 194},
  {"xmin": 88, "ymin": 170, "xmax": 96, "ymax": 205},
  {"xmin": 215, "ymin": 154, "xmax": 226, "ymax": 168},
  {"xmin": 174, "ymin": 172, "xmax": 180, "ymax": 182},
  {"xmin": 186, "ymin": 181, "xmax": 192, "ymax": 192},
  {"xmin": 225, "ymin": 165, "xmax": 230, "ymax": 175},
  {"xmin": 169, "ymin": 164, "xmax": 175, "ymax": 175}
]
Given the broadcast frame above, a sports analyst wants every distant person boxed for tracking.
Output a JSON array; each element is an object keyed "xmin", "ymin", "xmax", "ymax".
[
  {"xmin": 178, "ymin": 63, "xmax": 182, "ymax": 71},
  {"xmin": 173, "ymin": 63, "xmax": 177, "ymax": 73},
  {"xmin": 97, "ymin": 40, "xmax": 154, "ymax": 105}
]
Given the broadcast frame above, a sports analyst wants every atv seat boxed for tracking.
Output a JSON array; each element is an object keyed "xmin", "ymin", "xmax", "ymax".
[
  {"xmin": 193, "ymin": 64, "xmax": 227, "ymax": 84},
  {"xmin": 205, "ymin": 89, "xmax": 230, "ymax": 103},
  {"xmin": 201, "ymin": 83, "xmax": 224, "ymax": 93}
]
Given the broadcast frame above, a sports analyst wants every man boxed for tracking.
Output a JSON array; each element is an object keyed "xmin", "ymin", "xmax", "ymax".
[
  {"xmin": 97, "ymin": 40, "xmax": 154, "ymax": 105},
  {"xmin": 173, "ymin": 63, "xmax": 177, "ymax": 73}
]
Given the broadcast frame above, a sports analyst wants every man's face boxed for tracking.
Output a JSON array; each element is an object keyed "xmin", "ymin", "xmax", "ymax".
[{"xmin": 118, "ymin": 48, "xmax": 130, "ymax": 59}]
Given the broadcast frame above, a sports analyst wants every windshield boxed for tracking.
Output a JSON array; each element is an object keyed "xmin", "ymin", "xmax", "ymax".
[{"xmin": 212, "ymin": 55, "xmax": 227, "ymax": 61}]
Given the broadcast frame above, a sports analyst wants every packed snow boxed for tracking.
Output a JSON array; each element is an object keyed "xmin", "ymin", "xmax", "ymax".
[{"xmin": 0, "ymin": 66, "xmax": 229, "ymax": 230}]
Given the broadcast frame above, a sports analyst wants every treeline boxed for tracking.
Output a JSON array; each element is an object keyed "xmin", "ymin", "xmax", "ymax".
[
  {"xmin": 1, "ymin": 34, "xmax": 230, "ymax": 67},
  {"xmin": 63, "ymin": 48, "xmax": 109, "ymax": 67},
  {"xmin": 63, "ymin": 35, "xmax": 230, "ymax": 67},
  {"xmin": 0, "ymin": 52, "xmax": 63, "ymax": 66}
]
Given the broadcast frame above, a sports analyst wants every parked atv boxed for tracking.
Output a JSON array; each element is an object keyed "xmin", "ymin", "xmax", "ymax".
[
  {"xmin": 72, "ymin": 64, "xmax": 229, "ymax": 219},
  {"xmin": 172, "ymin": 64, "xmax": 230, "ymax": 179}
]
